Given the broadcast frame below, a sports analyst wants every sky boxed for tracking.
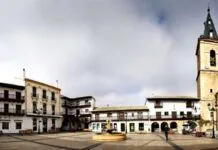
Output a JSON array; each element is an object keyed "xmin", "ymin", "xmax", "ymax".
[{"xmin": 0, "ymin": 0, "xmax": 217, "ymax": 106}]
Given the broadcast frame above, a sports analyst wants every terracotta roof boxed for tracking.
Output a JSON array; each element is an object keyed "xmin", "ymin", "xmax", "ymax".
[
  {"xmin": 147, "ymin": 96, "xmax": 199, "ymax": 101},
  {"xmin": 25, "ymin": 78, "xmax": 61, "ymax": 91},
  {"xmin": 92, "ymin": 106, "xmax": 148, "ymax": 112}
]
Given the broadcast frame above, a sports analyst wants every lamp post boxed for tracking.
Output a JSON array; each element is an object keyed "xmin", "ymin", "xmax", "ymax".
[
  {"xmin": 125, "ymin": 112, "xmax": 127, "ymax": 134},
  {"xmin": 207, "ymin": 103, "xmax": 216, "ymax": 139}
]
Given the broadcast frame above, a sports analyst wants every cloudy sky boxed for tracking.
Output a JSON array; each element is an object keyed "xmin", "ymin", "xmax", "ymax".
[{"xmin": 0, "ymin": 0, "xmax": 217, "ymax": 106}]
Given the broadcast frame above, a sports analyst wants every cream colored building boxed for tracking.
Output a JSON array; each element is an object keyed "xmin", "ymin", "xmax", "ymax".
[
  {"xmin": 25, "ymin": 78, "xmax": 62, "ymax": 133},
  {"xmin": 196, "ymin": 8, "xmax": 218, "ymax": 131}
]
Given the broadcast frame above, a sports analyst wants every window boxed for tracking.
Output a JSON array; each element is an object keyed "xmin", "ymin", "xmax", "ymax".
[
  {"xmin": 92, "ymin": 123, "xmax": 96, "ymax": 130},
  {"xmin": 131, "ymin": 113, "xmax": 134, "ymax": 117},
  {"xmin": 210, "ymin": 89, "xmax": 213, "ymax": 93},
  {"xmin": 2, "ymin": 122, "xmax": 9, "ymax": 130},
  {"xmin": 52, "ymin": 105, "xmax": 55, "ymax": 115},
  {"xmin": 16, "ymin": 105, "xmax": 21, "ymax": 114},
  {"xmin": 107, "ymin": 112, "xmax": 112, "ymax": 117},
  {"xmin": 4, "ymin": 103, "xmax": 9, "ymax": 113},
  {"xmin": 180, "ymin": 111, "xmax": 184, "ymax": 116},
  {"xmin": 186, "ymin": 101, "xmax": 192, "ymax": 108},
  {"xmin": 187, "ymin": 111, "xmax": 192, "ymax": 118},
  {"xmin": 210, "ymin": 31, "xmax": 214, "ymax": 38},
  {"xmin": 43, "ymin": 103, "xmax": 47, "ymax": 114},
  {"xmin": 76, "ymin": 101, "xmax": 79, "ymax": 106},
  {"xmin": 95, "ymin": 114, "xmax": 99, "ymax": 120},
  {"xmin": 85, "ymin": 109, "xmax": 89, "ymax": 113},
  {"xmin": 76, "ymin": 109, "xmax": 80, "ymax": 116},
  {"xmin": 52, "ymin": 119, "xmax": 55, "ymax": 129},
  {"xmin": 139, "ymin": 123, "xmax": 144, "ymax": 131},
  {"xmin": 42, "ymin": 90, "xmax": 47, "ymax": 99},
  {"xmin": 51, "ymin": 92, "xmax": 55, "ymax": 100},
  {"xmin": 16, "ymin": 92, "xmax": 21, "ymax": 99},
  {"xmin": 16, "ymin": 122, "xmax": 22, "ymax": 129},
  {"xmin": 155, "ymin": 100, "xmax": 162, "ymax": 108},
  {"xmin": 85, "ymin": 100, "xmax": 88, "ymax": 103},
  {"xmin": 32, "ymin": 87, "xmax": 37, "ymax": 97},
  {"xmin": 164, "ymin": 112, "xmax": 169, "ymax": 116},
  {"xmin": 33, "ymin": 102, "xmax": 37, "ymax": 113},
  {"xmin": 210, "ymin": 50, "xmax": 216, "ymax": 66}
]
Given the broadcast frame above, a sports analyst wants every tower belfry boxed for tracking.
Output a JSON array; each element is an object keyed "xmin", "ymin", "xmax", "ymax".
[
  {"xmin": 201, "ymin": 7, "xmax": 218, "ymax": 39},
  {"xmin": 196, "ymin": 7, "xmax": 218, "ymax": 131}
]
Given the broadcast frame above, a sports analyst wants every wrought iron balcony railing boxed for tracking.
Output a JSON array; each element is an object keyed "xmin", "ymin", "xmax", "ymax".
[
  {"xmin": 0, "ymin": 93, "xmax": 24, "ymax": 102},
  {"xmin": 0, "ymin": 108, "xmax": 25, "ymax": 116}
]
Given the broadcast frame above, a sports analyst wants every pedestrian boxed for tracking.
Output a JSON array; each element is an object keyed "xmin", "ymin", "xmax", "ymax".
[{"xmin": 164, "ymin": 125, "xmax": 169, "ymax": 141}]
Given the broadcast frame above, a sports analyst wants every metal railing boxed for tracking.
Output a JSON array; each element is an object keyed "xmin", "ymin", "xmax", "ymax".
[
  {"xmin": 0, "ymin": 108, "xmax": 25, "ymax": 115},
  {"xmin": 91, "ymin": 115, "xmax": 201, "ymax": 121},
  {"xmin": 0, "ymin": 93, "xmax": 24, "ymax": 101}
]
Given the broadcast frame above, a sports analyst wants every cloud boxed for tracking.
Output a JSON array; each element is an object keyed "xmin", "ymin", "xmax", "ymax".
[{"xmin": 0, "ymin": 0, "xmax": 214, "ymax": 106}]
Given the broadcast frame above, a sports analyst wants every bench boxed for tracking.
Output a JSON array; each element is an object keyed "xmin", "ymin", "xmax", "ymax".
[
  {"xmin": 19, "ymin": 129, "xmax": 33, "ymax": 135},
  {"xmin": 195, "ymin": 132, "xmax": 206, "ymax": 137}
]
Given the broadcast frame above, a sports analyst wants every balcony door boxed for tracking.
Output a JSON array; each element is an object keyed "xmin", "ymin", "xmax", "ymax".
[
  {"xmin": 4, "ymin": 90, "xmax": 9, "ymax": 99},
  {"xmin": 16, "ymin": 105, "xmax": 21, "ymax": 114},
  {"xmin": 156, "ymin": 112, "xmax": 161, "ymax": 119},
  {"xmin": 16, "ymin": 92, "xmax": 21, "ymax": 100},
  {"xmin": 4, "ymin": 103, "xmax": 9, "ymax": 113},
  {"xmin": 119, "ymin": 112, "xmax": 125, "ymax": 120},
  {"xmin": 172, "ymin": 111, "xmax": 177, "ymax": 119}
]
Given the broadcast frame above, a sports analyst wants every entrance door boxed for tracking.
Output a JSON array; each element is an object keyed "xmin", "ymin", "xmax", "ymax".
[
  {"xmin": 130, "ymin": 123, "xmax": 135, "ymax": 132},
  {"xmin": 121, "ymin": 123, "xmax": 125, "ymax": 132},
  {"xmin": 43, "ymin": 118, "xmax": 47, "ymax": 132}
]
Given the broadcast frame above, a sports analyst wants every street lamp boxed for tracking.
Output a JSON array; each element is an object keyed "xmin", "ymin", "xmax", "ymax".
[
  {"xmin": 207, "ymin": 103, "xmax": 216, "ymax": 139},
  {"xmin": 125, "ymin": 112, "xmax": 127, "ymax": 134}
]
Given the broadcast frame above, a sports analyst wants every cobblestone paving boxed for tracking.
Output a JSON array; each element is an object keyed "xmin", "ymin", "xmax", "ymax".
[{"xmin": 0, "ymin": 132, "xmax": 218, "ymax": 150}]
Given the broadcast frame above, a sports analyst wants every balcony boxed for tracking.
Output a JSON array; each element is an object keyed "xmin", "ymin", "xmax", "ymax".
[
  {"xmin": 91, "ymin": 115, "xmax": 201, "ymax": 122},
  {"xmin": 0, "ymin": 93, "xmax": 24, "ymax": 103},
  {"xmin": 0, "ymin": 108, "xmax": 25, "ymax": 116},
  {"xmin": 62, "ymin": 101, "xmax": 91, "ymax": 108},
  {"xmin": 51, "ymin": 97, "xmax": 56, "ymax": 103},
  {"xmin": 31, "ymin": 93, "xmax": 39, "ymax": 100},
  {"xmin": 154, "ymin": 105, "xmax": 163, "ymax": 108},
  {"xmin": 42, "ymin": 96, "xmax": 48, "ymax": 102}
]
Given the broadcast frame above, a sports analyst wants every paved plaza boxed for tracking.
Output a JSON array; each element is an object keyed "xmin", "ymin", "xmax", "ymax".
[{"xmin": 0, "ymin": 132, "xmax": 218, "ymax": 150}]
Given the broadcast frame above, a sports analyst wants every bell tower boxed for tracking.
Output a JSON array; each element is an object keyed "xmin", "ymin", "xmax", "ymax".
[{"xmin": 196, "ymin": 7, "xmax": 218, "ymax": 128}]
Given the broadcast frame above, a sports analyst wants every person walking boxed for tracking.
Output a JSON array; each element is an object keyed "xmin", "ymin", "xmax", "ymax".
[{"xmin": 164, "ymin": 125, "xmax": 169, "ymax": 141}]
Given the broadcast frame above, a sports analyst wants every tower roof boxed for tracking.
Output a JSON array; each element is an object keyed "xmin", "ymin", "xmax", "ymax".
[{"xmin": 201, "ymin": 7, "xmax": 218, "ymax": 39}]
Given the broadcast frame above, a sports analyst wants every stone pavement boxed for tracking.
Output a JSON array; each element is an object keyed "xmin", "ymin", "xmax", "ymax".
[{"xmin": 0, "ymin": 132, "xmax": 218, "ymax": 150}]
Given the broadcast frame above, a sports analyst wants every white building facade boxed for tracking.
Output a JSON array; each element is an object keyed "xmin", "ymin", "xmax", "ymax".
[
  {"xmin": 146, "ymin": 96, "xmax": 201, "ymax": 133},
  {"xmin": 0, "ymin": 82, "xmax": 28, "ymax": 133},
  {"xmin": 91, "ymin": 106, "xmax": 150, "ymax": 133}
]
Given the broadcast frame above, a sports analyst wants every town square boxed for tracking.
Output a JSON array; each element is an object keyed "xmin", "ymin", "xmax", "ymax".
[{"xmin": 1, "ymin": 0, "xmax": 218, "ymax": 149}]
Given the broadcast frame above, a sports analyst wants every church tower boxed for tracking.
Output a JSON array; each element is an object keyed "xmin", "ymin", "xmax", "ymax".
[{"xmin": 196, "ymin": 7, "xmax": 218, "ymax": 128}]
